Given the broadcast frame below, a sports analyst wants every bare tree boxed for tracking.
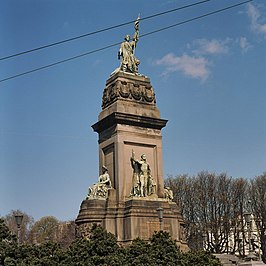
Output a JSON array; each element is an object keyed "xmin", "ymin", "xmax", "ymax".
[
  {"xmin": 249, "ymin": 173, "xmax": 266, "ymax": 263},
  {"xmin": 194, "ymin": 172, "xmax": 235, "ymax": 253},
  {"xmin": 166, "ymin": 172, "xmax": 249, "ymax": 254},
  {"xmin": 166, "ymin": 175, "xmax": 201, "ymax": 249},
  {"xmin": 230, "ymin": 177, "xmax": 248, "ymax": 257},
  {"xmin": 29, "ymin": 216, "xmax": 59, "ymax": 244},
  {"xmin": 57, "ymin": 220, "xmax": 76, "ymax": 247}
]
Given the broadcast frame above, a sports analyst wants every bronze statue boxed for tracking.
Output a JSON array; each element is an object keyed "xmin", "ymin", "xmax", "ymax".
[
  {"xmin": 118, "ymin": 15, "xmax": 140, "ymax": 74},
  {"xmin": 130, "ymin": 150, "xmax": 155, "ymax": 197},
  {"xmin": 87, "ymin": 166, "xmax": 112, "ymax": 199},
  {"xmin": 164, "ymin": 186, "xmax": 173, "ymax": 201},
  {"xmin": 130, "ymin": 150, "xmax": 141, "ymax": 196}
]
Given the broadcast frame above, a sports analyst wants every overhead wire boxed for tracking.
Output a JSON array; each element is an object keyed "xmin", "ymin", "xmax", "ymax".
[
  {"xmin": 140, "ymin": 0, "xmax": 252, "ymax": 38},
  {"xmin": 0, "ymin": 0, "xmax": 210, "ymax": 61},
  {"xmin": 0, "ymin": 0, "xmax": 252, "ymax": 83}
]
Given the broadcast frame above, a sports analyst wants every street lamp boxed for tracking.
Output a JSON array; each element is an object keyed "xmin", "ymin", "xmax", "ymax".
[
  {"xmin": 157, "ymin": 207, "xmax": 164, "ymax": 231},
  {"xmin": 14, "ymin": 213, "xmax": 23, "ymax": 244}
]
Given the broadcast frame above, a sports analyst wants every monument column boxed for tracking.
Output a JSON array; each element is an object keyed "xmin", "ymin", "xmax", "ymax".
[{"xmin": 76, "ymin": 16, "xmax": 187, "ymax": 250}]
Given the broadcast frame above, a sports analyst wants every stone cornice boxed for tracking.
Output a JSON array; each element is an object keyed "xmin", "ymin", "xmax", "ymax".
[{"xmin": 92, "ymin": 112, "xmax": 168, "ymax": 133}]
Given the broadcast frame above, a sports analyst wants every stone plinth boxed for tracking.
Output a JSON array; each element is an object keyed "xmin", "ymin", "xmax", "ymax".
[
  {"xmin": 76, "ymin": 193, "xmax": 187, "ymax": 249},
  {"xmin": 76, "ymin": 71, "xmax": 187, "ymax": 249}
]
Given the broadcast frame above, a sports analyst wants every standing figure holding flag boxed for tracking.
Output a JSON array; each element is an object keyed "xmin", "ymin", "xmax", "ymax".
[{"xmin": 118, "ymin": 15, "xmax": 140, "ymax": 74}]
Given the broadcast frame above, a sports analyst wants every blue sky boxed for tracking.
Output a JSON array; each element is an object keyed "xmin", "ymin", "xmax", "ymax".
[{"xmin": 1, "ymin": 0, "xmax": 265, "ymax": 221}]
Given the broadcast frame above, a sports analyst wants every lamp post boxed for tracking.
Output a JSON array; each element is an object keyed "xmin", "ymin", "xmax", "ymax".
[
  {"xmin": 157, "ymin": 207, "xmax": 164, "ymax": 231},
  {"xmin": 14, "ymin": 214, "xmax": 24, "ymax": 244}
]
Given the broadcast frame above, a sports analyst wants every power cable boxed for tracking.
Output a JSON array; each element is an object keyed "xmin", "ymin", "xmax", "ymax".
[
  {"xmin": 0, "ymin": 0, "xmax": 210, "ymax": 61},
  {"xmin": 0, "ymin": 42, "xmax": 121, "ymax": 83},
  {"xmin": 0, "ymin": 0, "xmax": 252, "ymax": 83},
  {"xmin": 140, "ymin": 0, "xmax": 252, "ymax": 38}
]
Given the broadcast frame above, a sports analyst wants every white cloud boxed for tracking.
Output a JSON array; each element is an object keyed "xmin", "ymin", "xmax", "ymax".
[
  {"xmin": 247, "ymin": 3, "xmax": 266, "ymax": 35},
  {"xmin": 191, "ymin": 38, "xmax": 230, "ymax": 55},
  {"xmin": 238, "ymin": 37, "xmax": 252, "ymax": 53},
  {"xmin": 155, "ymin": 53, "xmax": 210, "ymax": 81},
  {"xmin": 154, "ymin": 35, "xmax": 248, "ymax": 81}
]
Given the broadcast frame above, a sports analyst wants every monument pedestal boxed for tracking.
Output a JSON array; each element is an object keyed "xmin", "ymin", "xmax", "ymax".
[
  {"xmin": 76, "ymin": 72, "xmax": 187, "ymax": 250},
  {"xmin": 76, "ymin": 195, "xmax": 187, "ymax": 249}
]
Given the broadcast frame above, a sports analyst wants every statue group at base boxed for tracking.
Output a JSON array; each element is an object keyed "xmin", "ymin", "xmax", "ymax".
[
  {"xmin": 86, "ymin": 153, "xmax": 173, "ymax": 202},
  {"xmin": 130, "ymin": 151, "xmax": 156, "ymax": 198},
  {"xmin": 129, "ymin": 151, "xmax": 174, "ymax": 201},
  {"xmin": 87, "ymin": 166, "xmax": 112, "ymax": 199}
]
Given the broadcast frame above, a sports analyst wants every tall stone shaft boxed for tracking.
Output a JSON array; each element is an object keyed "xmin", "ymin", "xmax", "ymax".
[{"xmin": 92, "ymin": 71, "xmax": 167, "ymax": 202}]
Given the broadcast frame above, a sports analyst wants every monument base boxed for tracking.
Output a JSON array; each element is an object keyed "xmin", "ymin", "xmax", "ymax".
[{"xmin": 75, "ymin": 190, "xmax": 188, "ymax": 250}]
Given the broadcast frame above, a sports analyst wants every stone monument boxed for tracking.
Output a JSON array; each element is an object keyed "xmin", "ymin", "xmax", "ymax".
[{"xmin": 75, "ymin": 16, "xmax": 187, "ymax": 249}]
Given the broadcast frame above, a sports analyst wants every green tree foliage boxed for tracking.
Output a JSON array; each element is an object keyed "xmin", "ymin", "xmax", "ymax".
[
  {"xmin": 182, "ymin": 250, "xmax": 222, "ymax": 266},
  {"xmin": 148, "ymin": 231, "xmax": 221, "ymax": 266},
  {"xmin": 0, "ymin": 218, "xmax": 17, "ymax": 265},
  {"xmin": 149, "ymin": 231, "xmax": 182, "ymax": 265},
  {"xmin": 63, "ymin": 224, "xmax": 125, "ymax": 266},
  {"xmin": 124, "ymin": 230, "xmax": 222, "ymax": 266},
  {"xmin": 1, "ymin": 216, "xmax": 67, "ymax": 265},
  {"xmin": 14, "ymin": 242, "xmax": 66, "ymax": 266},
  {"xmin": 124, "ymin": 231, "xmax": 183, "ymax": 266},
  {"xmin": 125, "ymin": 238, "xmax": 153, "ymax": 265},
  {"xmin": 0, "ymin": 218, "xmax": 222, "ymax": 265}
]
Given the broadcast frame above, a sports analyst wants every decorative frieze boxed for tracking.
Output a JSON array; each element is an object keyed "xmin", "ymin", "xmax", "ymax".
[{"xmin": 102, "ymin": 74, "xmax": 156, "ymax": 109}]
